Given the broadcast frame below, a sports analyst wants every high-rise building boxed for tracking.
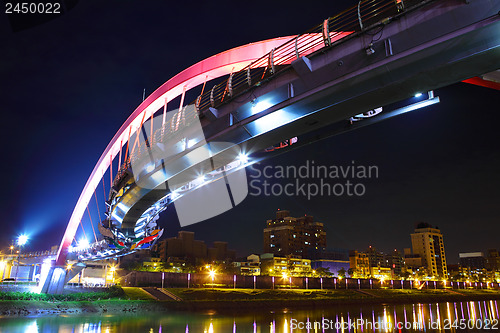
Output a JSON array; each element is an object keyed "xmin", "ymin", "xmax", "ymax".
[
  {"xmin": 263, "ymin": 210, "xmax": 326, "ymax": 257},
  {"xmin": 459, "ymin": 252, "xmax": 486, "ymax": 270},
  {"xmin": 157, "ymin": 231, "xmax": 235, "ymax": 263},
  {"xmin": 410, "ymin": 223, "xmax": 447, "ymax": 277},
  {"xmin": 349, "ymin": 247, "xmax": 403, "ymax": 278},
  {"xmin": 349, "ymin": 250, "xmax": 370, "ymax": 277},
  {"xmin": 260, "ymin": 253, "xmax": 312, "ymax": 277},
  {"xmin": 486, "ymin": 249, "xmax": 500, "ymax": 272}
]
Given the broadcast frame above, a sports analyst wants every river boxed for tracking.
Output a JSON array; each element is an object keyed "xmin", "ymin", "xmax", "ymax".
[{"xmin": 0, "ymin": 300, "xmax": 498, "ymax": 332}]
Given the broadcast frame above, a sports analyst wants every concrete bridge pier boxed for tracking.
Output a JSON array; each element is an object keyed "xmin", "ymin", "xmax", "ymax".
[
  {"xmin": 38, "ymin": 261, "xmax": 67, "ymax": 294},
  {"xmin": 38, "ymin": 260, "xmax": 84, "ymax": 294}
]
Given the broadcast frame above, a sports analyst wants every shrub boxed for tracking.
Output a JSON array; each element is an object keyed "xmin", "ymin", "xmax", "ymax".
[{"xmin": 0, "ymin": 286, "xmax": 126, "ymax": 302}]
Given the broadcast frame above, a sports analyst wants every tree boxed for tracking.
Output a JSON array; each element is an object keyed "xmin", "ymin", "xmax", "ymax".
[
  {"xmin": 316, "ymin": 267, "xmax": 333, "ymax": 277},
  {"xmin": 287, "ymin": 261, "xmax": 296, "ymax": 276},
  {"xmin": 400, "ymin": 269, "xmax": 411, "ymax": 280},
  {"xmin": 337, "ymin": 267, "xmax": 346, "ymax": 279}
]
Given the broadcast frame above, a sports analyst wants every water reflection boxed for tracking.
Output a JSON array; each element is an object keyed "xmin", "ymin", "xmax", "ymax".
[{"xmin": 0, "ymin": 300, "xmax": 498, "ymax": 333}]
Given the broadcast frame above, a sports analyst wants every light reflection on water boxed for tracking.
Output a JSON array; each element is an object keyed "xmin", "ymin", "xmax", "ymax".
[{"xmin": 0, "ymin": 300, "xmax": 498, "ymax": 333}]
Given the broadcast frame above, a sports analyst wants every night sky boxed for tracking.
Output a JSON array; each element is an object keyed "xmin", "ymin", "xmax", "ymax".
[{"xmin": 1, "ymin": 0, "xmax": 499, "ymax": 264}]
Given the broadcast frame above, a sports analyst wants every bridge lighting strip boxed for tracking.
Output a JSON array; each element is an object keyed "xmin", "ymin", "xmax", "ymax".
[{"xmin": 392, "ymin": 96, "xmax": 440, "ymax": 116}]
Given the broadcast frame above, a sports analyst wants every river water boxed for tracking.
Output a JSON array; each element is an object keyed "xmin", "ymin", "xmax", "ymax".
[{"xmin": 0, "ymin": 300, "xmax": 498, "ymax": 332}]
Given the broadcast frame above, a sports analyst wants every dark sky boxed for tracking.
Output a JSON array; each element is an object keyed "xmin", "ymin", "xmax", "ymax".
[{"xmin": 1, "ymin": 0, "xmax": 498, "ymax": 264}]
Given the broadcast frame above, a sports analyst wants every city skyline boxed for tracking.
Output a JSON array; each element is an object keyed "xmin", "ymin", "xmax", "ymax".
[{"xmin": 0, "ymin": 0, "xmax": 499, "ymax": 264}]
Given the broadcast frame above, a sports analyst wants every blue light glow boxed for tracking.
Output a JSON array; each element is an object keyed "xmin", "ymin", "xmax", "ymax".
[
  {"xmin": 17, "ymin": 234, "xmax": 28, "ymax": 246},
  {"xmin": 78, "ymin": 238, "xmax": 90, "ymax": 249},
  {"xmin": 251, "ymin": 100, "xmax": 273, "ymax": 114},
  {"xmin": 238, "ymin": 153, "xmax": 249, "ymax": 164}
]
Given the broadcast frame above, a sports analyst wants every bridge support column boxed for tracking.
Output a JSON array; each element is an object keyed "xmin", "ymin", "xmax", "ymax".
[{"xmin": 38, "ymin": 260, "xmax": 67, "ymax": 294}]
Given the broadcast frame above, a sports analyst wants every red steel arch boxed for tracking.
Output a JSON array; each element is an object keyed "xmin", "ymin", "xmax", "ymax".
[{"xmin": 56, "ymin": 37, "xmax": 296, "ymax": 265}]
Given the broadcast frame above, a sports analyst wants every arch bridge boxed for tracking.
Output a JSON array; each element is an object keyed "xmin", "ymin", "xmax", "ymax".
[{"xmin": 40, "ymin": 0, "xmax": 500, "ymax": 293}]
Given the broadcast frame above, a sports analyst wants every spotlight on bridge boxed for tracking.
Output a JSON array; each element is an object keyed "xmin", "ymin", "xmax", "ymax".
[
  {"xmin": 187, "ymin": 139, "xmax": 197, "ymax": 149},
  {"xmin": 365, "ymin": 43, "xmax": 375, "ymax": 55},
  {"xmin": 78, "ymin": 238, "xmax": 90, "ymax": 250},
  {"xmin": 171, "ymin": 190, "xmax": 180, "ymax": 199},
  {"xmin": 237, "ymin": 153, "xmax": 249, "ymax": 164},
  {"xmin": 414, "ymin": 92, "xmax": 423, "ymax": 97},
  {"xmin": 251, "ymin": 99, "xmax": 273, "ymax": 114}
]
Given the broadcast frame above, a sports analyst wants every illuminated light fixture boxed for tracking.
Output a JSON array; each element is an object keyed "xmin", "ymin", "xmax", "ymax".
[
  {"xmin": 253, "ymin": 109, "xmax": 295, "ymax": 135},
  {"xmin": 145, "ymin": 163, "xmax": 155, "ymax": 173},
  {"xmin": 414, "ymin": 93, "xmax": 423, "ymax": 97},
  {"xmin": 365, "ymin": 43, "xmax": 375, "ymax": 55},
  {"xmin": 170, "ymin": 190, "xmax": 180, "ymax": 200},
  {"xmin": 251, "ymin": 99, "xmax": 273, "ymax": 114},
  {"xmin": 237, "ymin": 153, "xmax": 249, "ymax": 164},
  {"xmin": 350, "ymin": 107, "xmax": 383, "ymax": 122},
  {"xmin": 392, "ymin": 95, "xmax": 440, "ymax": 116},
  {"xmin": 187, "ymin": 139, "xmax": 197, "ymax": 149},
  {"xmin": 17, "ymin": 234, "xmax": 29, "ymax": 246},
  {"xmin": 79, "ymin": 238, "xmax": 90, "ymax": 249},
  {"xmin": 196, "ymin": 175, "xmax": 205, "ymax": 184},
  {"xmin": 66, "ymin": 263, "xmax": 73, "ymax": 271}
]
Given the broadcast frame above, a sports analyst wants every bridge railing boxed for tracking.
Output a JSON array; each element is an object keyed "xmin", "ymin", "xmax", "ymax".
[{"xmin": 194, "ymin": 0, "xmax": 429, "ymax": 114}]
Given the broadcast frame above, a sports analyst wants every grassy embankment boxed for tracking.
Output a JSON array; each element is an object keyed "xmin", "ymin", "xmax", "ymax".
[
  {"xmin": 0, "ymin": 286, "xmax": 158, "ymax": 316},
  {"xmin": 0, "ymin": 286, "xmax": 499, "ymax": 315}
]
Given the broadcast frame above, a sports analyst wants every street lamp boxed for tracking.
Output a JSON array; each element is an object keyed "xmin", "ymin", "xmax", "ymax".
[
  {"xmin": 18, "ymin": 235, "xmax": 28, "ymax": 246},
  {"xmin": 14, "ymin": 235, "xmax": 28, "ymax": 283},
  {"xmin": 209, "ymin": 270, "xmax": 216, "ymax": 288},
  {"xmin": 110, "ymin": 266, "xmax": 116, "ymax": 285}
]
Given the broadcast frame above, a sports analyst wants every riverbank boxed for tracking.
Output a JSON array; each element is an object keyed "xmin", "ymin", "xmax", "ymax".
[{"xmin": 0, "ymin": 287, "xmax": 499, "ymax": 316}]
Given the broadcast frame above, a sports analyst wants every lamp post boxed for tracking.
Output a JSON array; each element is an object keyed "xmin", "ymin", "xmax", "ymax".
[
  {"xmin": 209, "ymin": 270, "xmax": 215, "ymax": 288},
  {"xmin": 14, "ymin": 235, "xmax": 28, "ymax": 284}
]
